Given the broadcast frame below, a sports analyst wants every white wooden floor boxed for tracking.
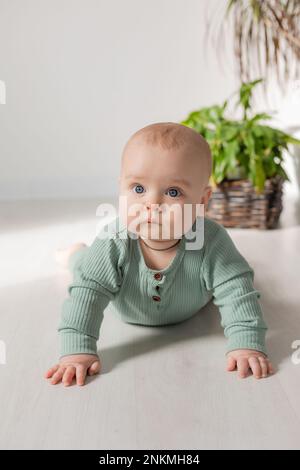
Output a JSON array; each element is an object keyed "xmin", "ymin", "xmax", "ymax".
[{"xmin": 0, "ymin": 194, "xmax": 300, "ymax": 450}]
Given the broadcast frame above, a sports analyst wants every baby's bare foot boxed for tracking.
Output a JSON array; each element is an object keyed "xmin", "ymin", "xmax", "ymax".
[{"xmin": 54, "ymin": 242, "xmax": 87, "ymax": 269}]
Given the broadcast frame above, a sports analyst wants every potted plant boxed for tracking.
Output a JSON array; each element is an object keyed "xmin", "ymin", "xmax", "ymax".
[
  {"xmin": 206, "ymin": 0, "xmax": 300, "ymax": 93},
  {"xmin": 180, "ymin": 78, "xmax": 300, "ymax": 229}
]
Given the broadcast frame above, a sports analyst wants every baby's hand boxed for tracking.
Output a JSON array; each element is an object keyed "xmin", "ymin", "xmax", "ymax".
[
  {"xmin": 226, "ymin": 349, "xmax": 274, "ymax": 379},
  {"xmin": 44, "ymin": 354, "xmax": 101, "ymax": 387}
]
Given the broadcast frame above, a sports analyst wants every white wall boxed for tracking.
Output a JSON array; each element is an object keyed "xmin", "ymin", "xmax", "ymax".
[{"xmin": 0, "ymin": 0, "xmax": 298, "ymax": 200}]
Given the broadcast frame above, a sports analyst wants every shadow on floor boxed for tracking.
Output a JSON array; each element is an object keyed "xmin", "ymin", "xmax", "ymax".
[{"xmin": 1, "ymin": 269, "xmax": 296, "ymax": 384}]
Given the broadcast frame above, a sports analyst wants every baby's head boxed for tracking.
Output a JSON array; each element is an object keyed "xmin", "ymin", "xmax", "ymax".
[{"xmin": 118, "ymin": 122, "xmax": 212, "ymax": 241}]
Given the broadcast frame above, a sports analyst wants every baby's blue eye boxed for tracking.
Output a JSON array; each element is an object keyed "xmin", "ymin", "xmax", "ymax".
[
  {"xmin": 133, "ymin": 184, "xmax": 145, "ymax": 194},
  {"xmin": 167, "ymin": 188, "xmax": 181, "ymax": 198}
]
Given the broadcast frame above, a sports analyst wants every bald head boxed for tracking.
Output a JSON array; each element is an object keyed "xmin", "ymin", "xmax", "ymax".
[{"xmin": 121, "ymin": 122, "xmax": 212, "ymax": 184}]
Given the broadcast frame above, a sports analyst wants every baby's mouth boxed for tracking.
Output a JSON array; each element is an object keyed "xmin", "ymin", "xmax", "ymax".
[
  {"xmin": 145, "ymin": 215, "xmax": 160, "ymax": 224},
  {"xmin": 139, "ymin": 212, "xmax": 161, "ymax": 225},
  {"xmin": 147, "ymin": 218, "xmax": 160, "ymax": 224}
]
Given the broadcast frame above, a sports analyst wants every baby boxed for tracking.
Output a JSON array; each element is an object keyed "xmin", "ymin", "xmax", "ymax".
[{"xmin": 45, "ymin": 122, "xmax": 273, "ymax": 387}]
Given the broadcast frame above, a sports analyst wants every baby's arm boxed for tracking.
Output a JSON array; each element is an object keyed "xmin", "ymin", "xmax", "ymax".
[
  {"xmin": 45, "ymin": 230, "xmax": 125, "ymax": 387},
  {"xmin": 202, "ymin": 223, "xmax": 273, "ymax": 379}
]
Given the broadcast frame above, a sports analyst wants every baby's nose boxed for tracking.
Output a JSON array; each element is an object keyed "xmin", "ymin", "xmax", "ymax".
[{"xmin": 146, "ymin": 203, "xmax": 161, "ymax": 214}]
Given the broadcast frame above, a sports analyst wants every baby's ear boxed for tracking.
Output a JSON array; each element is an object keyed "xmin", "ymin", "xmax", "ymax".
[
  {"xmin": 200, "ymin": 185, "xmax": 212, "ymax": 205},
  {"xmin": 206, "ymin": 185, "xmax": 212, "ymax": 199}
]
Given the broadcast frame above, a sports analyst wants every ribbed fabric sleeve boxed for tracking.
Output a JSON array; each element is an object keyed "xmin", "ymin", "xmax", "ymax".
[
  {"xmin": 57, "ymin": 231, "xmax": 126, "ymax": 358},
  {"xmin": 201, "ymin": 222, "xmax": 268, "ymax": 356}
]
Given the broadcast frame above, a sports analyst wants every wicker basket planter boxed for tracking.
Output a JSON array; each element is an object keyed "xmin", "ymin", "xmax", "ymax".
[{"xmin": 205, "ymin": 174, "xmax": 284, "ymax": 229}]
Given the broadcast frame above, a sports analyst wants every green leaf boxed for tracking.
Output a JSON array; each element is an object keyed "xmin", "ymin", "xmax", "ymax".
[
  {"xmin": 276, "ymin": 165, "xmax": 290, "ymax": 182},
  {"xmin": 223, "ymin": 140, "xmax": 240, "ymax": 171},
  {"xmin": 248, "ymin": 112, "xmax": 272, "ymax": 124},
  {"xmin": 238, "ymin": 78, "xmax": 264, "ymax": 118}
]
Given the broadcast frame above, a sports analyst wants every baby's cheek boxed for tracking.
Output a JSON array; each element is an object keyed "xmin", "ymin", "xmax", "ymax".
[
  {"xmin": 119, "ymin": 211, "xmax": 143, "ymax": 237},
  {"xmin": 164, "ymin": 205, "xmax": 188, "ymax": 237}
]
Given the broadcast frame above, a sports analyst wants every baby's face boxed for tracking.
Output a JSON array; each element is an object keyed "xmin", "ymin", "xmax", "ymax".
[{"xmin": 118, "ymin": 138, "xmax": 211, "ymax": 240}]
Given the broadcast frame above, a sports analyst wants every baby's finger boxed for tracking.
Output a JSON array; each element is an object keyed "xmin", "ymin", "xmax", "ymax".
[
  {"xmin": 62, "ymin": 365, "xmax": 76, "ymax": 387},
  {"xmin": 51, "ymin": 366, "xmax": 66, "ymax": 384},
  {"xmin": 237, "ymin": 357, "xmax": 250, "ymax": 378},
  {"xmin": 258, "ymin": 356, "xmax": 268, "ymax": 377},
  {"xmin": 249, "ymin": 356, "xmax": 262, "ymax": 379},
  {"xmin": 267, "ymin": 359, "xmax": 274, "ymax": 374},
  {"xmin": 76, "ymin": 365, "xmax": 87, "ymax": 386},
  {"xmin": 226, "ymin": 355, "xmax": 237, "ymax": 371},
  {"xmin": 44, "ymin": 364, "xmax": 59, "ymax": 378},
  {"xmin": 88, "ymin": 360, "xmax": 101, "ymax": 376}
]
